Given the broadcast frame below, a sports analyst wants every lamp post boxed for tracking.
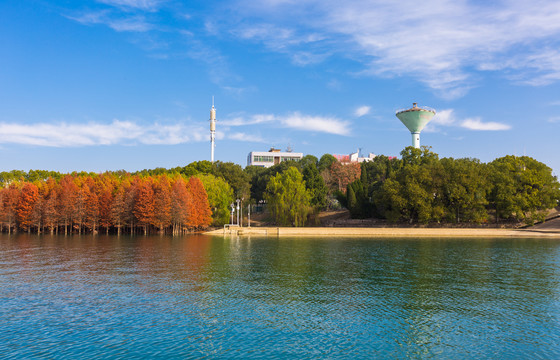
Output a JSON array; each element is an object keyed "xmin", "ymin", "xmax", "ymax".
[
  {"xmin": 236, "ymin": 199, "xmax": 240, "ymax": 226},
  {"xmin": 248, "ymin": 203, "xmax": 251, "ymax": 227},
  {"xmin": 230, "ymin": 203, "xmax": 235, "ymax": 225},
  {"xmin": 240, "ymin": 197, "xmax": 244, "ymax": 227}
]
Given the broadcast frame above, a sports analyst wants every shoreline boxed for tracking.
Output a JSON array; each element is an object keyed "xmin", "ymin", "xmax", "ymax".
[{"xmin": 204, "ymin": 226, "xmax": 560, "ymax": 238}]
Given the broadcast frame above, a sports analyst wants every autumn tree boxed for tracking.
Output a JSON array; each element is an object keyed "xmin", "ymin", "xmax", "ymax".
[
  {"xmin": 97, "ymin": 174, "xmax": 116, "ymax": 235},
  {"xmin": 170, "ymin": 176, "xmax": 191, "ymax": 234},
  {"xmin": 81, "ymin": 177, "xmax": 100, "ymax": 233},
  {"xmin": 329, "ymin": 160, "xmax": 361, "ymax": 194},
  {"xmin": 1, "ymin": 184, "xmax": 20, "ymax": 234},
  {"xmin": 110, "ymin": 184, "xmax": 126, "ymax": 235},
  {"xmin": 153, "ymin": 175, "xmax": 172, "ymax": 233},
  {"xmin": 186, "ymin": 177, "xmax": 212, "ymax": 229},
  {"xmin": 57, "ymin": 175, "xmax": 78, "ymax": 235},
  {"xmin": 134, "ymin": 177, "xmax": 155, "ymax": 235},
  {"xmin": 16, "ymin": 182, "xmax": 39, "ymax": 233},
  {"xmin": 43, "ymin": 178, "xmax": 59, "ymax": 234}
]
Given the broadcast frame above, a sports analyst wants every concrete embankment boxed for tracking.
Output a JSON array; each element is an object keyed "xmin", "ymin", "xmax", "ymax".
[{"xmin": 204, "ymin": 226, "xmax": 560, "ymax": 238}]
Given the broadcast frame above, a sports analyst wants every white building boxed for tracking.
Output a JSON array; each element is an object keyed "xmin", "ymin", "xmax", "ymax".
[
  {"xmin": 247, "ymin": 148, "xmax": 304, "ymax": 168},
  {"xmin": 333, "ymin": 149, "xmax": 376, "ymax": 163}
]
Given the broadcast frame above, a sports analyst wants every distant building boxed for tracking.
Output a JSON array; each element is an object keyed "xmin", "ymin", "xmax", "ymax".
[
  {"xmin": 247, "ymin": 148, "xmax": 304, "ymax": 168},
  {"xmin": 333, "ymin": 150, "xmax": 376, "ymax": 163}
]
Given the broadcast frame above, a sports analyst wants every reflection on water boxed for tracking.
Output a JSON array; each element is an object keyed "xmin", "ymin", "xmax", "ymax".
[{"xmin": 1, "ymin": 234, "xmax": 559, "ymax": 358}]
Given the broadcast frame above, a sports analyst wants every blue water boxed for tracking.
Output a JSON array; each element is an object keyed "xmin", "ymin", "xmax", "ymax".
[{"xmin": 1, "ymin": 234, "xmax": 559, "ymax": 359}]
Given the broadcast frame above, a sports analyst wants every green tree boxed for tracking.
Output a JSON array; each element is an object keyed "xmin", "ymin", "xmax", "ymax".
[
  {"xmin": 302, "ymin": 163, "xmax": 327, "ymax": 210},
  {"xmin": 441, "ymin": 158, "xmax": 489, "ymax": 223},
  {"xmin": 489, "ymin": 155, "xmax": 560, "ymax": 224},
  {"xmin": 318, "ymin": 154, "xmax": 336, "ymax": 172},
  {"xmin": 247, "ymin": 161, "xmax": 299, "ymax": 202},
  {"xmin": 196, "ymin": 173, "xmax": 235, "ymax": 226},
  {"xmin": 212, "ymin": 161, "xmax": 250, "ymax": 199},
  {"xmin": 179, "ymin": 161, "xmax": 214, "ymax": 177},
  {"xmin": 265, "ymin": 167, "xmax": 311, "ymax": 226},
  {"xmin": 299, "ymin": 155, "xmax": 318, "ymax": 169}
]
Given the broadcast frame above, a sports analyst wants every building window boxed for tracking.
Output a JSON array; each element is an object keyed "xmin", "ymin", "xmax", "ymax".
[{"xmin": 253, "ymin": 155, "xmax": 273, "ymax": 163}]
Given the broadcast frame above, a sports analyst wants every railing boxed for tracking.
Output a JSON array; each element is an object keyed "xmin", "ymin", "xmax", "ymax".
[{"xmin": 396, "ymin": 105, "xmax": 436, "ymax": 114}]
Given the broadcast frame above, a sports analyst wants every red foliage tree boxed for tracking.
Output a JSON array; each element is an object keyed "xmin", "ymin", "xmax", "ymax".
[
  {"xmin": 82, "ymin": 177, "xmax": 100, "ymax": 233},
  {"xmin": 153, "ymin": 175, "xmax": 172, "ymax": 233},
  {"xmin": 16, "ymin": 182, "xmax": 39, "ymax": 233},
  {"xmin": 57, "ymin": 175, "xmax": 78, "ymax": 235},
  {"xmin": 133, "ymin": 177, "xmax": 155, "ymax": 235},
  {"xmin": 187, "ymin": 177, "xmax": 212, "ymax": 229},
  {"xmin": 1, "ymin": 184, "xmax": 20, "ymax": 234},
  {"xmin": 110, "ymin": 184, "xmax": 126, "ymax": 235},
  {"xmin": 43, "ymin": 178, "xmax": 59, "ymax": 234},
  {"xmin": 97, "ymin": 175, "xmax": 116, "ymax": 234},
  {"xmin": 171, "ymin": 176, "xmax": 191, "ymax": 235},
  {"xmin": 329, "ymin": 161, "xmax": 362, "ymax": 193}
]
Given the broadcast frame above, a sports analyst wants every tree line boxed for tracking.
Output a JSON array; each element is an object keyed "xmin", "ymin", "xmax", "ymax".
[
  {"xmin": 0, "ymin": 173, "xmax": 212, "ymax": 235},
  {"xmin": 345, "ymin": 147, "xmax": 560, "ymax": 225},
  {"xmin": 1, "ymin": 147, "xmax": 558, "ymax": 231}
]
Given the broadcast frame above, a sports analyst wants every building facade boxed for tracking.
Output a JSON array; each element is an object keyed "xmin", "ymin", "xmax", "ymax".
[
  {"xmin": 247, "ymin": 148, "xmax": 304, "ymax": 168},
  {"xmin": 333, "ymin": 150, "xmax": 377, "ymax": 163}
]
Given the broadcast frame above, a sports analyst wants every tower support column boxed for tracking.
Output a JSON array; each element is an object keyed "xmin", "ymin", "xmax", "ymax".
[{"xmin": 412, "ymin": 132, "xmax": 420, "ymax": 148}]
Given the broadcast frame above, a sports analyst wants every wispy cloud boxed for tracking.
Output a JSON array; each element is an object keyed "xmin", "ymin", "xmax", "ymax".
[
  {"xmin": 222, "ymin": 112, "xmax": 350, "ymax": 135},
  {"xmin": 228, "ymin": 132, "xmax": 266, "ymax": 143},
  {"xmin": 230, "ymin": 0, "xmax": 560, "ymax": 97},
  {"xmin": 281, "ymin": 112, "xmax": 349, "ymax": 134},
  {"xmin": 231, "ymin": 23, "xmax": 330, "ymax": 66},
  {"xmin": 96, "ymin": 0, "xmax": 164, "ymax": 11},
  {"xmin": 354, "ymin": 106, "xmax": 370, "ymax": 117},
  {"xmin": 548, "ymin": 116, "xmax": 560, "ymax": 123},
  {"xmin": 0, "ymin": 120, "xmax": 210, "ymax": 147},
  {"xmin": 424, "ymin": 109, "xmax": 511, "ymax": 132},
  {"xmin": 68, "ymin": 11, "xmax": 152, "ymax": 32}
]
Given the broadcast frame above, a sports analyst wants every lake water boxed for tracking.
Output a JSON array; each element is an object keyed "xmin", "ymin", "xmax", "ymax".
[{"xmin": 1, "ymin": 234, "xmax": 559, "ymax": 359}]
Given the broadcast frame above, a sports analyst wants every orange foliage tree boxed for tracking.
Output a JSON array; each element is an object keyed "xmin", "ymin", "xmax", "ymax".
[
  {"xmin": 187, "ymin": 177, "xmax": 212, "ymax": 229},
  {"xmin": 0, "ymin": 172, "xmax": 214, "ymax": 235},
  {"xmin": 16, "ymin": 183, "xmax": 39, "ymax": 233},
  {"xmin": 133, "ymin": 177, "xmax": 155, "ymax": 235}
]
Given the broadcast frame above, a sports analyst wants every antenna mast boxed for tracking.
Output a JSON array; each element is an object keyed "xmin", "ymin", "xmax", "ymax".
[{"xmin": 210, "ymin": 97, "xmax": 217, "ymax": 163}]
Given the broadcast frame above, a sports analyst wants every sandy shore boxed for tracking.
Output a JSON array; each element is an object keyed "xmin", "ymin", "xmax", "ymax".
[{"xmin": 204, "ymin": 226, "xmax": 560, "ymax": 238}]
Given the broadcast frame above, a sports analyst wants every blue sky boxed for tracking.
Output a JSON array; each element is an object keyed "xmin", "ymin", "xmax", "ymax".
[{"xmin": 1, "ymin": 0, "xmax": 560, "ymax": 175}]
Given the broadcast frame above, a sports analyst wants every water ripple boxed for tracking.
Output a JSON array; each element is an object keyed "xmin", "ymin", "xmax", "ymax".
[{"xmin": 0, "ymin": 235, "xmax": 559, "ymax": 358}]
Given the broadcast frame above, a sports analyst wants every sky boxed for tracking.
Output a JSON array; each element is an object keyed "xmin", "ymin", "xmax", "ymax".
[{"xmin": 1, "ymin": 0, "xmax": 560, "ymax": 175}]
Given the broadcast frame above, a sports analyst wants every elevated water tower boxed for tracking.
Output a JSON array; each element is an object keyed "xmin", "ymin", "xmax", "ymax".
[{"xmin": 396, "ymin": 103, "xmax": 436, "ymax": 148}]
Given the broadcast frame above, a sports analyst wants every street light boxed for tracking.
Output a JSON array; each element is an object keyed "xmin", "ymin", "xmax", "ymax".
[
  {"xmin": 230, "ymin": 203, "xmax": 235, "ymax": 225},
  {"xmin": 236, "ymin": 199, "xmax": 241, "ymax": 226},
  {"xmin": 240, "ymin": 197, "xmax": 244, "ymax": 227},
  {"xmin": 248, "ymin": 203, "xmax": 251, "ymax": 227}
]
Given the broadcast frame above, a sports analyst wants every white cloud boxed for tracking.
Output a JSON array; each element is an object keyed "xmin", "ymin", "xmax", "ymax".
[
  {"xmin": 423, "ymin": 109, "xmax": 511, "ymax": 132},
  {"xmin": 354, "ymin": 106, "xmax": 371, "ymax": 117},
  {"xmin": 96, "ymin": 0, "xmax": 163, "ymax": 11},
  {"xmin": 548, "ymin": 116, "xmax": 560, "ymax": 123},
  {"xmin": 431, "ymin": 109, "xmax": 456, "ymax": 126},
  {"xmin": 0, "ymin": 120, "xmax": 210, "ymax": 147},
  {"xmin": 280, "ymin": 112, "xmax": 350, "ymax": 135},
  {"xmin": 460, "ymin": 118, "xmax": 512, "ymax": 131},
  {"xmin": 231, "ymin": 0, "xmax": 560, "ymax": 97},
  {"xmin": 68, "ymin": 11, "xmax": 152, "ymax": 32},
  {"xmin": 222, "ymin": 112, "xmax": 350, "ymax": 135},
  {"xmin": 228, "ymin": 132, "xmax": 266, "ymax": 143},
  {"xmin": 222, "ymin": 114, "xmax": 275, "ymax": 126}
]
